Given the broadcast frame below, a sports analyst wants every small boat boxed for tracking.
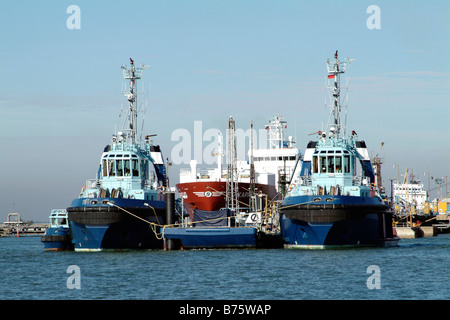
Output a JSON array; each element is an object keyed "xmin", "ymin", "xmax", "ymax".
[
  {"xmin": 41, "ymin": 209, "xmax": 73, "ymax": 251},
  {"xmin": 279, "ymin": 51, "xmax": 399, "ymax": 249},
  {"xmin": 162, "ymin": 209, "xmax": 282, "ymax": 249},
  {"xmin": 162, "ymin": 209, "xmax": 255, "ymax": 249}
]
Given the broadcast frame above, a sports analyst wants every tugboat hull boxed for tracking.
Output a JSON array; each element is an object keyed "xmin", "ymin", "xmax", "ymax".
[
  {"xmin": 280, "ymin": 196, "xmax": 398, "ymax": 249},
  {"xmin": 67, "ymin": 198, "xmax": 165, "ymax": 251}
]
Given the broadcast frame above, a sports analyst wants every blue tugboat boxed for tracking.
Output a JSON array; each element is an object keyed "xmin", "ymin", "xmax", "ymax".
[
  {"xmin": 279, "ymin": 51, "xmax": 399, "ymax": 249},
  {"xmin": 67, "ymin": 59, "xmax": 168, "ymax": 251},
  {"xmin": 41, "ymin": 209, "xmax": 73, "ymax": 251}
]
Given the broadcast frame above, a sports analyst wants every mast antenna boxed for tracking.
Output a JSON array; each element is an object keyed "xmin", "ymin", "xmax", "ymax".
[
  {"xmin": 325, "ymin": 50, "xmax": 354, "ymax": 139},
  {"xmin": 120, "ymin": 58, "xmax": 149, "ymax": 143}
]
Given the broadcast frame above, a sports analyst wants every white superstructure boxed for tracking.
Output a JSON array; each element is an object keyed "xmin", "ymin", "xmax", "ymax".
[
  {"xmin": 179, "ymin": 115, "xmax": 301, "ymax": 193},
  {"xmin": 393, "ymin": 181, "xmax": 427, "ymax": 211}
]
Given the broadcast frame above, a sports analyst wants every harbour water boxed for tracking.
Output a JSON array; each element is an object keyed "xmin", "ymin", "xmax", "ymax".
[{"xmin": 0, "ymin": 235, "xmax": 449, "ymax": 300}]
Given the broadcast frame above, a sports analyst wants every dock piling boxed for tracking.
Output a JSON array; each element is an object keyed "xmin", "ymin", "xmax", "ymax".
[{"xmin": 165, "ymin": 192, "xmax": 181, "ymax": 250}]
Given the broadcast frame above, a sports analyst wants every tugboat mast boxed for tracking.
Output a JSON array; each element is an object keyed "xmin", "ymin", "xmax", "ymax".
[
  {"xmin": 121, "ymin": 58, "xmax": 147, "ymax": 144},
  {"xmin": 325, "ymin": 50, "xmax": 352, "ymax": 139}
]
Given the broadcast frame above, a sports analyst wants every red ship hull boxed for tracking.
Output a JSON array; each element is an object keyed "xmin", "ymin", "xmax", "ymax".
[{"xmin": 176, "ymin": 181, "xmax": 278, "ymax": 217}]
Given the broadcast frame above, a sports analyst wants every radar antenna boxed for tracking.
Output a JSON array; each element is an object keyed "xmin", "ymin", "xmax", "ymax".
[
  {"xmin": 325, "ymin": 50, "xmax": 354, "ymax": 139},
  {"xmin": 120, "ymin": 58, "xmax": 149, "ymax": 143}
]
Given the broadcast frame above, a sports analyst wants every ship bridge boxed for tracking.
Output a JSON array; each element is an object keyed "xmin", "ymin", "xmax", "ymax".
[
  {"xmin": 97, "ymin": 148, "xmax": 159, "ymax": 199},
  {"xmin": 102, "ymin": 152, "xmax": 142, "ymax": 179},
  {"xmin": 293, "ymin": 140, "xmax": 375, "ymax": 198},
  {"xmin": 79, "ymin": 141, "xmax": 164, "ymax": 201},
  {"xmin": 309, "ymin": 145, "xmax": 358, "ymax": 195}
]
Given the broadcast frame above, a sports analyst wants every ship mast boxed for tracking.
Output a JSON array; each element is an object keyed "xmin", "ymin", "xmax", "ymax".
[
  {"xmin": 249, "ymin": 121, "xmax": 256, "ymax": 212},
  {"xmin": 121, "ymin": 58, "xmax": 147, "ymax": 144},
  {"xmin": 326, "ymin": 51, "xmax": 352, "ymax": 139},
  {"xmin": 226, "ymin": 116, "xmax": 239, "ymax": 213}
]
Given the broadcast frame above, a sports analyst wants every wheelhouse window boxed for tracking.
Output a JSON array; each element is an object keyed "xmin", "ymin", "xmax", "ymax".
[
  {"xmin": 102, "ymin": 152, "xmax": 144, "ymax": 178},
  {"xmin": 312, "ymin": 151, "xmax": 347, "ymax": 174},
  {"xmin": 103, "ymin": 159, "xmax": 108, "ymax": 177},
  {"xmin": 132, "ymin": 159, "xmax": 139, "ymax": 177},
  {"xmin": 108, "ymin": 159, "xmax": 115, "ymax": 176},
  {"xmin": 327, "ymin": 156, "xmax": 334, "ymax": 173},
  {"xmin": 102, "ymin": 154, "xmax": 139, "ymax": 177},
  {"xmin": 116, "ymin": 159, "xmax": 124, "ymax": 176},
  {"xmin": 344, "ymin": 155, "xmax": 351, "ymax": 173},
  {"xmin": 124, "ymin": 159, "xmax": 131, "ymax": 176},
  {"xmin": 312, "ymin": 156, "xmax": 318, "ymax": 173},
  {"xmin": 335, "ymin": 156, "xmax": 342, "ymax": 173},
  {"xmin": 320, "ymin": 156, "xmax": 327, "ymax": 173}
]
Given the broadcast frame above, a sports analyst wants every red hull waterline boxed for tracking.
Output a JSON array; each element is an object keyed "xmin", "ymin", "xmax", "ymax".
[{"xmin": 176, "ymin": 181, "xmax": 278, "ymax": 217}]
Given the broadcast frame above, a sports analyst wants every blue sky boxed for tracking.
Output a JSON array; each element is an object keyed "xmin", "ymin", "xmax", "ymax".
[{"xmin": 0, "ymin": 0, "xmax": 449, "ymax": 221}]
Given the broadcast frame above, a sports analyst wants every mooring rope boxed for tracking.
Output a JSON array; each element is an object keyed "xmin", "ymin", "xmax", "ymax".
[{"xmin": 278, "ymin": 199, "xmax": 329, "ymax": 210}]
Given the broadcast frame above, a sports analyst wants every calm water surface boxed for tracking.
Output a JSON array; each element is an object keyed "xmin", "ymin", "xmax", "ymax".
[{"xmin": 1, "ymin": 235, "xmax": 449, "ymax": 300}]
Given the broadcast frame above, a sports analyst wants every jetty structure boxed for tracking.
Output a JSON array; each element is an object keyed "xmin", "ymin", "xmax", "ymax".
[
  {"xmin": 433, "ymin": 195, "xmax": 450, "ymax": 233},
  {"xmin": 391, "ymin": 169, "xmax": 450, "ymax": 238},
  {"xmin": 279, "ymin": 51, "xmax": 399, "ymax": 249},
  {"xmin": 1, "ymin": 213, "xmax": 47, "ymax": 237}
]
